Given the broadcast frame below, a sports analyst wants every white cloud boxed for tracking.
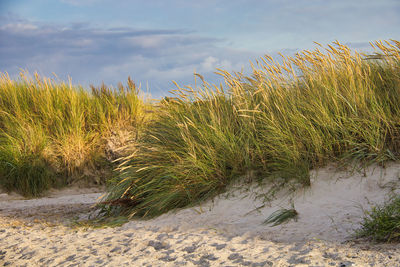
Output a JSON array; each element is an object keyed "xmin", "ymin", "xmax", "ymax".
[
  {"xmin": 0, "ymin": 19, "xmax": 260, "ymax": 96},
  {"xmin": 126, "ymin": 35, "xmax": 165, "ymax": 48},
  {"xmin": 60, "ymin": 0, "xmax": 100, "ymax": 6},
  {"xmin": 201, "ymin": 56, "xmax": 218, "ymax": 72},
  {"xmin": 1, "ymin": 23, "xmax": 38, "ymax": 31}
]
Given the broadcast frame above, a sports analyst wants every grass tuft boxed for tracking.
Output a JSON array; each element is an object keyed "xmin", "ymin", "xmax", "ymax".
[
  {"xmin": 356, "ymin": 195, "xmax": 400, "ymax": 242},
  {"xmin": 263, "ymin": 207, "xmax": 298, "ymax": 226}
]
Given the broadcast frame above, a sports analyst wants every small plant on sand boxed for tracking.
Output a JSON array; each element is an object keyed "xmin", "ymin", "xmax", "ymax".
[
  {"xmin": 356, "ymin": 195, "xmax": 400, "ymax": 242},
  {"xmin": 263, "ymin": 205, "xmax": 298, "ymax": 226}
]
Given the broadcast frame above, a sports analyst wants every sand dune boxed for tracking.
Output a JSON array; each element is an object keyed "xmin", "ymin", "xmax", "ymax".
[{"xmin": 1, "ymin": 164, "xmax": 400, "ymax": 266}]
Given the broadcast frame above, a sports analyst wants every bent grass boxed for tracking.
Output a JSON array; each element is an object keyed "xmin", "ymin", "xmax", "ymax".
[
  {"xmin": 263, "ymin": 207, "xmax": 298, "ymax": 227},
  {"xmin": 103, "ymin": 40, "xmax": 400, "ymax": 221}
]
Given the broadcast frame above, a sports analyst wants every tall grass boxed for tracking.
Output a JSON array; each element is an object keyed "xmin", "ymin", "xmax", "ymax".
[
  {"xmin": 103, "ymin": 40, "xmax": 400, "ymax": 218},
  {"xmin": 0, "ymin": 73, "xmax": 145, "ymax": 196}
]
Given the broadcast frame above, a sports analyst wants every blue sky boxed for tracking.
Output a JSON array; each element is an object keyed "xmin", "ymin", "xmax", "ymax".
[{"xmin": 1, "ymin": 0, "xmax": 399, "ymax": 97}]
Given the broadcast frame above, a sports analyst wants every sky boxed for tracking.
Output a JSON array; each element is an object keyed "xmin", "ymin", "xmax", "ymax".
[{"xmin": 0, "ymin": 0, "xmax": 399, "ymax": 97}]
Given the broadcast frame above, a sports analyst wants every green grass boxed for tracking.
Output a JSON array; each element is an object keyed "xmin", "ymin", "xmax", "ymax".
[
  {"xmin": 356, "ymin": 195, "xmax": 400, "ymax": 242},
  {"xmin": 2, "ymin": 40, "xmax": 400, "ymax": 243},
  {"xmin": 102, "ymin": 40, "xmax": 400, "ymax": 219},
  {"xmin": 263, "ymin": 206, "xmax": 298, "ymax": 226},
  {"xmin": 0, "ymin": 73, "xmax": 145, "ymax": 196}
]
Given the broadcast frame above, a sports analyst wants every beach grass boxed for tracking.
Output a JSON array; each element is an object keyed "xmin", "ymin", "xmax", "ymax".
[
  {"xmin": 357, "ymin": 194, "xmax": 400, "ymax": 242},
  {"xmin": 0, "ymin": 73, "xmax": 145, "ymax": 196},
  {"xmin": 1, "ymin": 40, "xmax": 400, "ymax": 243},
  {"xmin": 263, "ymin": 207, "xmax": 298, "ymax": 226},
  {"xmin": 102, "ymin": 40, "xmax": 400, "ymax": 219}
]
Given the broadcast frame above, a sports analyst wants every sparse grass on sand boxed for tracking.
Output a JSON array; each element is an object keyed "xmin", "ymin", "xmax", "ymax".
[
  {"xmin": 356, "ymin": 194, "xmax": 400, "ymax": 242},
  {"xmin": 263, "ymin": 207, "xmax": 298, "ymax": 226}
]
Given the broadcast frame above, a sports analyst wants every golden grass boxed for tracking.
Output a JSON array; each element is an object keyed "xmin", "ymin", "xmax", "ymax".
[
  {"xmin": 103, "ymin": 40, "xmax": 400, "ymax": 218},
  {"xmin": 0, "ymin": 73, "xmax": 146, "ymax": 196}
]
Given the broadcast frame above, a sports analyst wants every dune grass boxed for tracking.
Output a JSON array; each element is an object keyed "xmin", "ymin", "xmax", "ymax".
[
  {"xmin": 0, "ymin": 73, "xmax": 145, "ymax": 196},
  {"xmin": 357, "ymin": 195, "xmax": 400, "ymax": 242},
  {"xmin": 2, "ymin": 40, "xmax": 400, "ymax": 242},
  {"xmin": 102, "ymin": 40, "xmax": 400, "ymax": 219},
  {"xmin": 263, "ymin": 207, "xmax": 298, "ymax": 227}
]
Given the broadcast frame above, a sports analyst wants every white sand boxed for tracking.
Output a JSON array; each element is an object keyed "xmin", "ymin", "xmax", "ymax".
[
  {"xmin": 139, "ymin": 164, "xmax": 400, "ymax": 243},
  {"xmin": 1, "ymin": 164, "xmax": 400, "ymax": 266}
]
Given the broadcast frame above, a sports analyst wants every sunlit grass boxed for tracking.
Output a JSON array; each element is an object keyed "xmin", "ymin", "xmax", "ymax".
[
  {"xmin": 103, "ymin": 40, "xmax": 400, "ymax": 219},
  {"xmin": 0, "ymin": 73, "xmax": 146, "ymax": 196},
  {"xmin": 2, "ymin": 39, "xmax": 400, "ymax": 243}
]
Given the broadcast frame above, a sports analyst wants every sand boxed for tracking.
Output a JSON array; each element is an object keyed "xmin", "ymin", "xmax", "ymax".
[{"xmin": 1, "ymin": 164, "xmax": 400, "ymax": 266}]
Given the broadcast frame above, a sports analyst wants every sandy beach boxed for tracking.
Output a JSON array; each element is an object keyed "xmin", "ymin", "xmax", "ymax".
[{"xmin": 1, "ymin": 164, "xmax": 400, "ymax": 266}]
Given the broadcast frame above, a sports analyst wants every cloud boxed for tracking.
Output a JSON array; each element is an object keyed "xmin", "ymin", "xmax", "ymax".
[
  {"xmin": 0, "ymin": 17, "xmax": 261, "ymax": 97},
  {"xmin": 8, "ymin": 13, "xmax": 384, "ymax": 98},
  {"xmin": 60, "ymin": 0, "xmax": 101, "ymax": 6},
  {"xmin": 1, "ymin": 23, "xmax": 38, "ymax": 31}
]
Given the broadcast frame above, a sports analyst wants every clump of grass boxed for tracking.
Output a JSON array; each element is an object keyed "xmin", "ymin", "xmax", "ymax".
[
  {"xmin": 105, "ymin": 81, "xmax": 250, "ymax": 217},
  {"xmin": 356, "ymin": 195, "xmax": 400, "ymax": 242},
  {"xmin": 103, "ymin": 39, "xmax": 400, "ymax": 219},
  {"xmin": 0, "ymin": 116, "xmax": 54, "ymax": 196},
  {"xmin": 263, "ymin": 207, "xmax": 298, "ymax": 226},
  {"xmin": 0, "ymin": 73, "xmax": 145, "ymax": 196}
]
